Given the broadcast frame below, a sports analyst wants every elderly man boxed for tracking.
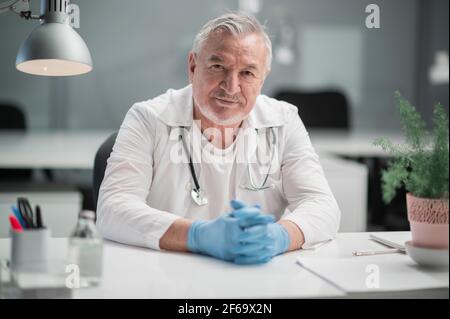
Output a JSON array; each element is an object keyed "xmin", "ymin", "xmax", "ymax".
[{"xmin": 97, "ymin": 12, "xmax": 340, "ymax": 264}]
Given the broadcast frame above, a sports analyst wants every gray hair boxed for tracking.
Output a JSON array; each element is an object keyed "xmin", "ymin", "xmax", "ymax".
[{"xmin": 192, "ymin": 12, "xmax": 272, "ymax": 72}]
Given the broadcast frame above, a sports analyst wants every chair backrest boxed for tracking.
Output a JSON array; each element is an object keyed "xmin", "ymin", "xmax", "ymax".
[
  {"xmin": 93, "ymin": 132, "xmax": 118, "ymax": 209},
  {"xmin": 0, "ymin": 103, "xmax": 31, "ymax": 180},
  {"xmin": 0, "ymin": 104, "xmax": 26, "ymax": 130},
  {"xmin": 274, "ymin": 90, "xmax": 350, "ymax": 129}
]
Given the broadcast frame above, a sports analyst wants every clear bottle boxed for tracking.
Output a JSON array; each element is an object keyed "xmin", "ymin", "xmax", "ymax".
[{"xmin": 67, "ymin": 210, "xmax": 103, "ymax": 287}]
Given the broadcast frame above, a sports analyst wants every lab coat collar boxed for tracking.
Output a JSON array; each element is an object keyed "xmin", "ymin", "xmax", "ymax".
[
  {"xmin": 149, "ymin": 85, "xmax": 194, "ymax": 128},
  {"xmin": 246, "ymin": 94, "xmax": 287, "ymax": 129},
  {"xmin": 152, "ymin": 85, "xmax": 288, "ymax": 129}
]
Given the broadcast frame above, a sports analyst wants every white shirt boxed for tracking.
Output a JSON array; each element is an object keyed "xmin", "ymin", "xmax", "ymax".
[
  {"xmin": 190, "ymin": 121, "xmax": 238, "ymax": 220},
  {"xmin": 96, "ymin": 85, "xmax": 341, "ymax": 250}
]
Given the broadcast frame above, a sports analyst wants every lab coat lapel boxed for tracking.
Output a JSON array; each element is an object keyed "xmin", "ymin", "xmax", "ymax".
[
  {"xmin": 235, "ymin": 123, "xmax": 258, "ymax": 191},
  {"xmin": 152, "ymin": 85, "xmax": 207, "ymax": 196},
  {"xmin": 234, "ymin": 95, "xmax": 287, "ymax": 190}
]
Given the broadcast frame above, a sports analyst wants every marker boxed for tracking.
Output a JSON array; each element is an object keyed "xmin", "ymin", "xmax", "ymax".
[{"xmin": 9, "ymin": 214, "xmax": 23, "ymax": 232}]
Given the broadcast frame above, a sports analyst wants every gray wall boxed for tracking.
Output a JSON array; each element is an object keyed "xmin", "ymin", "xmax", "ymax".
[
  {"xmin": 416, "ymin": 0, "xmax": 449, "ymax": 126},
  {"xmin": 0, "ymin": 0, "xmax": 447, "ymax": 131}
]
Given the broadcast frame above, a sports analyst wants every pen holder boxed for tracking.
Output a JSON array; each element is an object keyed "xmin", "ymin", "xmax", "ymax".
[{"xmin": 10, "ymin": 228, "xmax": 50, "ymax": 274}]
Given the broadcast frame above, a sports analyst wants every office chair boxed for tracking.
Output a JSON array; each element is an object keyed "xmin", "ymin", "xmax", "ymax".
[
  {"xmin": 273, "ymin": 90, "xmax": 350, "ymax": 129},
  {"xmin": 0, "ymin": 103, "xmax": 32, "ymax": 180},
  {"xmin": 0, "ymin": 103, "xmax": 26, "ymax": 129},
  {"xmin": 93, "ymin": 132, "xmax": 118, "ymax": 209}
]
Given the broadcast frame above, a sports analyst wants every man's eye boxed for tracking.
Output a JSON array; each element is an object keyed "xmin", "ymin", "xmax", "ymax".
[
  {"xmin": 210, "ymin": 65, "xmax": 224, "ymax": 71},
  {"xmin": 243, "ymin": 71, "xmax": 255, "ymax": 77}
]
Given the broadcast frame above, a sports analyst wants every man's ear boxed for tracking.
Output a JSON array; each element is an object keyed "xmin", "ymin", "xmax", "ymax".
[
  {"xmin": 259, "ymin": 67, "xmax": 271, "ymax": 88},
  {"xmin": 264, "ymin": 68, "xmax": 271, "ymax": 80},
  {"xmin": 188, "ymin": 52, "xmax": 197, "ymax": 83}
]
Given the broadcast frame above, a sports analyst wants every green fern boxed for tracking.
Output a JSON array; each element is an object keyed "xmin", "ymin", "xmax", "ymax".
[{"xmin": 373, "ymin": 91, "xmax": 449, "ymax": 204}]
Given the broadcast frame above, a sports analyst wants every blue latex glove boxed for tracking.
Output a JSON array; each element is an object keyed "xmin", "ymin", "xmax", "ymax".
[
  {"xmin": 230, "ymin": 200, "xmax": 290, "ymax": 264},
  {"xmin": 187, "ymin": 202, "xmax": 274, "ymax": 262},
  {"xmin": 234, "ymin": 223, "xmax": 290, "ymax": 264},
  {"xmin": 230, "ymin": 199, "xmax": 275, "ymax": 228}
]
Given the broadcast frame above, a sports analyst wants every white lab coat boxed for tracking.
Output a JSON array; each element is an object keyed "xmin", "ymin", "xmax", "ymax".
[{"xmin": 96, "ymin": 85, "xmax": 341, "ymax": 250}]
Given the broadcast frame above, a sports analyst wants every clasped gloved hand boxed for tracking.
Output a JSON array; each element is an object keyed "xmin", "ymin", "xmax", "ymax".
[
  {"xmin": 187, "ymin": 200, "xmax": 275, "ymax": 262},
  {"xmin": 234, "ymin": 222, "xmax": 290, "ymax": 264},
  {"xmin": 230, "ymin": 200, "xmax": 290, "ymax": 265}
]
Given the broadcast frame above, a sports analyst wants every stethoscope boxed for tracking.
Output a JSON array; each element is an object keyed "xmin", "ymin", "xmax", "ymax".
[
  {"xmin": 179, "ymin": 126, "xmax": 277, "ymax": 206},
  {"xmin": 240, "ymin": 127, "xmax": 277, "ymax": 192}
]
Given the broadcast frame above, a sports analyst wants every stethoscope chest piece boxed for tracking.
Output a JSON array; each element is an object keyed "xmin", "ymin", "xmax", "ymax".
[{"xmin": 191, "ymin": 188, "xmax": 208, "ymax": 206}]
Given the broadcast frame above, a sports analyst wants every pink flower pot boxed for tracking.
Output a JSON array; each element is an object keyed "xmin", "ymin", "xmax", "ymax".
[{"xmin": 407, "ymin": 193, "xmax": 449, "ymax": 249}]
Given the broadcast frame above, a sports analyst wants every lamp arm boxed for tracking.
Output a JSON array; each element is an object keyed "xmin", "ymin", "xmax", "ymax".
[{"xmin": 0, "ymin": 0, "xmax": 41, "ymax": 20}]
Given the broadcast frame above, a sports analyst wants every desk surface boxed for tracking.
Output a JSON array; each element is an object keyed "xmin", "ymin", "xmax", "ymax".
[
  {"xmin": 309, "ymin": 129, "xmax": 405, "ymax": 157},
  {"xmin": 0, "ymin": 131, "xmax": 114, "ymax": 170},
  {"xmin": 1, "ymin": 232, "xmax": 448, "ymax": 298},
  {"xmin": 0, "ymin": 130, "xmax": 402, "ymax": 170}
]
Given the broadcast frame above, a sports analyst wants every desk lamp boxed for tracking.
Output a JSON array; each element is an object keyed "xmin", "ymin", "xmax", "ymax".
[{"xmin": 0, "ymin": 0, "xmax": 92, "ymax": 76}]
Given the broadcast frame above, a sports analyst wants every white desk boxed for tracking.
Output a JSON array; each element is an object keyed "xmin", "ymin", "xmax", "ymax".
[
  {"xmin": 0, "ymin": 131, "xmax": 108, "ymax": 237},
  {"xmin": 0, "ymin": 131, "xmax": 114, "ymax": 169},
  {"xmin": 319, "ymin": 157, "xmax": 368, "ymax": 232},
  {"xmin": 0, "ymin": 130, "xmax": 402, "ymax": 170},
  {"xmin": 309, "ymin": 129, "xmax": 404, "ymax": 157},
  {"xmin": 0, "ymin": 232, "xmax": 447, "ymax": 299}
]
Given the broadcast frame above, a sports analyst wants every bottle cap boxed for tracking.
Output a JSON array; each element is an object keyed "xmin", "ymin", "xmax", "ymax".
[{"xmin": 79, "ymin": 210, "xmax": 96, "ymax": 220}]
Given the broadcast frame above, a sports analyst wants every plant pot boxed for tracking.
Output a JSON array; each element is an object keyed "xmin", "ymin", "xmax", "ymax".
[{"xmin": 407, "ymin": 193, "xmax": 449, "ymax": 249}]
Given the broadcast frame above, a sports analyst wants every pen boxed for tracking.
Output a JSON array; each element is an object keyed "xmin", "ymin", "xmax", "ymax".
[
  {"xmin": 352, "ymin": 248, "xmax": 404, "ymax": 256},
  {"xmin": 9, "ymin": 214, "xmax": 23, "ymax": 232},
  {"xmin": 35, "ymin": 205, "xmax": 44, "ymax": 228},
  {"xmin": 17, "ymin": 197, "xmax": 35, "ymax": 229}
]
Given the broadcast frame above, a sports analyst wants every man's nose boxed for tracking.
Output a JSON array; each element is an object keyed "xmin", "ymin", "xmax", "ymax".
[{"xmin": 220, "ymin": 72, "xmax": 241, "ymax": 96}]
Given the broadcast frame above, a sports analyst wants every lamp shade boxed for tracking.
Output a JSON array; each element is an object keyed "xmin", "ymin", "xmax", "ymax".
[{"xmin": 16, "ymin": 22, "xmax": 93, "ymax": 76}]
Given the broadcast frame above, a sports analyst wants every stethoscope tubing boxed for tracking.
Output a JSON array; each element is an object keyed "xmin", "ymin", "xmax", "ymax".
[{"xmin": 179, "ymin": 126, "xmax": 277, "ymax": 201}]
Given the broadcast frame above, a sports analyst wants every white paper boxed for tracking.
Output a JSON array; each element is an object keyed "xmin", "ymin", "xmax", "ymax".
[{"xmin": 297, "ymin": 254, "xmax": 449, "ymax": 293}]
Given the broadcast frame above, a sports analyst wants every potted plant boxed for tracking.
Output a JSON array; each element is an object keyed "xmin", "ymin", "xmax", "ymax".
[{"xmin": 374, "ymin": 91, "xmax": 449, "ymax": 249}]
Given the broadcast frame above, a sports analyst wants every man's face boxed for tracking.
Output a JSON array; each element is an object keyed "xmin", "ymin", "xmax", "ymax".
[{"xmin": 189, "ymin": 30, "xmax": 269, "ymax": 126}]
